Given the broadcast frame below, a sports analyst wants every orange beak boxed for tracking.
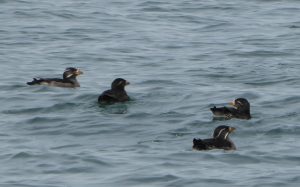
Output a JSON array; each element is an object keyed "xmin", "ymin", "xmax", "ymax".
[
  {"xmin": 229, "ymin": 127, "xmax": 236, "ymax": 133},
  {"xmin": 76, "ymin": 69, "xmax": 83, "ymax": 75},
  {"xmin": 229, "ymin": 100, "xmax": 236, "ymax": 107}
]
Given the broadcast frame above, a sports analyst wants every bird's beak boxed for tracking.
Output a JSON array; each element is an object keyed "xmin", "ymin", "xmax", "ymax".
[
  {"xmin": 76, "ymin": 69, "xmax": 83, "ymax": 75},
  {"xmin": 229, "ymin": 100, "xmax": 236, "ymax": 107},
  {"xmin": 229, "ymin": 127, "xmax": 236, "ymax": 133}
]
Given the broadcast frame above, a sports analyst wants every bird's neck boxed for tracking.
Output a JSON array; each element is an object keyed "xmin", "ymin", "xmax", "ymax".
[
  {"xmin": 238, "ymin": 107, "xmax": 250, "ymax": 113},
  {"xmin": 112, "ymin": 87, "xmax": 125, "ymax": 92}
]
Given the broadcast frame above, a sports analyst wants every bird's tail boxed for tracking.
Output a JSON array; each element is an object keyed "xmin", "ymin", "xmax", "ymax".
[
  {"xmin": 210, "ymin": 106, "xmax": 219, "ymax": 113},
  {"xmin": 27, "ymin": 78, "xmax": 43, "ymax": 85},
  {"xmin": 210, "ymin": 106, "xmax": 229, "ymax": 116},
  {"xmin": 193, "ymin": 138, "xmax": 207, "ymax": 150}
]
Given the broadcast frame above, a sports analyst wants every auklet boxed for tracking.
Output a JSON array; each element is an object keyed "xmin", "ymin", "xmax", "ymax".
[
  {"xmin": 193, "ymin": 125, "xmax": 236, "ymax": 151},
  {"xmin": 98, "ymin": 78, "xmax": 130, "ymax": 104},
  {"xmin": 210, "ymin": 98, "xmax": 251, "ymax": 120},
  {"xmin": 27, "ymin": 67, "xmax": 83, "ymax": 88}
]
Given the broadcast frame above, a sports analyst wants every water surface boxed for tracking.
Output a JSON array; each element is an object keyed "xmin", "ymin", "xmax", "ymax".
[{"xmin": 1, "ymin": 0, "xmax": 300, "ymax": 186}]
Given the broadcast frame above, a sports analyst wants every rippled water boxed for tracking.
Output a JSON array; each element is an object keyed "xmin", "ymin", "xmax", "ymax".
[{"xmin": 1, "ymin": 0, "xmax": 300, "ymax": 186}]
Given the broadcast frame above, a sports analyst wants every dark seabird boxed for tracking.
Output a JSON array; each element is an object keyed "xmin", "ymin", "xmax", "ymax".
[
  {"xmin": 193, "ymin": 125, "xmax": 236, "ymax": 151},
  {"xmin": 210, "ymin": 98, "xmax": 251, "ymax": 120},
  {"xmin": 27, "ymin": 67, "xmax": 83, "ymax": 88},
  {"xmin": 98, "ymin": 78, "xmax": 130, "ymax": 104}
]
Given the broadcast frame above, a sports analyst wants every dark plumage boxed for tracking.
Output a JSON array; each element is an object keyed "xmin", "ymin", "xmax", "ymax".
[
  {"xmin": 210, "ymin": 98, "xmax": 251, "ymax": 120},
  {"xmin": 27, "ymin": 67, "xmax": 83, "ymax": 88},
  {"xmin": 193, "ymin": 125, "xmax": 236, "ymax": 151},
  {"xmin": 98, "ymin": 78, "xmax": 130, "ymax": 104}
]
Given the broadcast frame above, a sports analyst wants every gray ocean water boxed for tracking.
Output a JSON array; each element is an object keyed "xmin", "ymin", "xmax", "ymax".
[{"xmin": 1, "ymin": 0, "xmax": 300, "ymax": 186}]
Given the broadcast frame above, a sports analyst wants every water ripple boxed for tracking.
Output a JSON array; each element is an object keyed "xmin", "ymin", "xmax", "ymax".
[{"xmin": 1, "ymin": 0, "xmax": 300, "ymax": 186}]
